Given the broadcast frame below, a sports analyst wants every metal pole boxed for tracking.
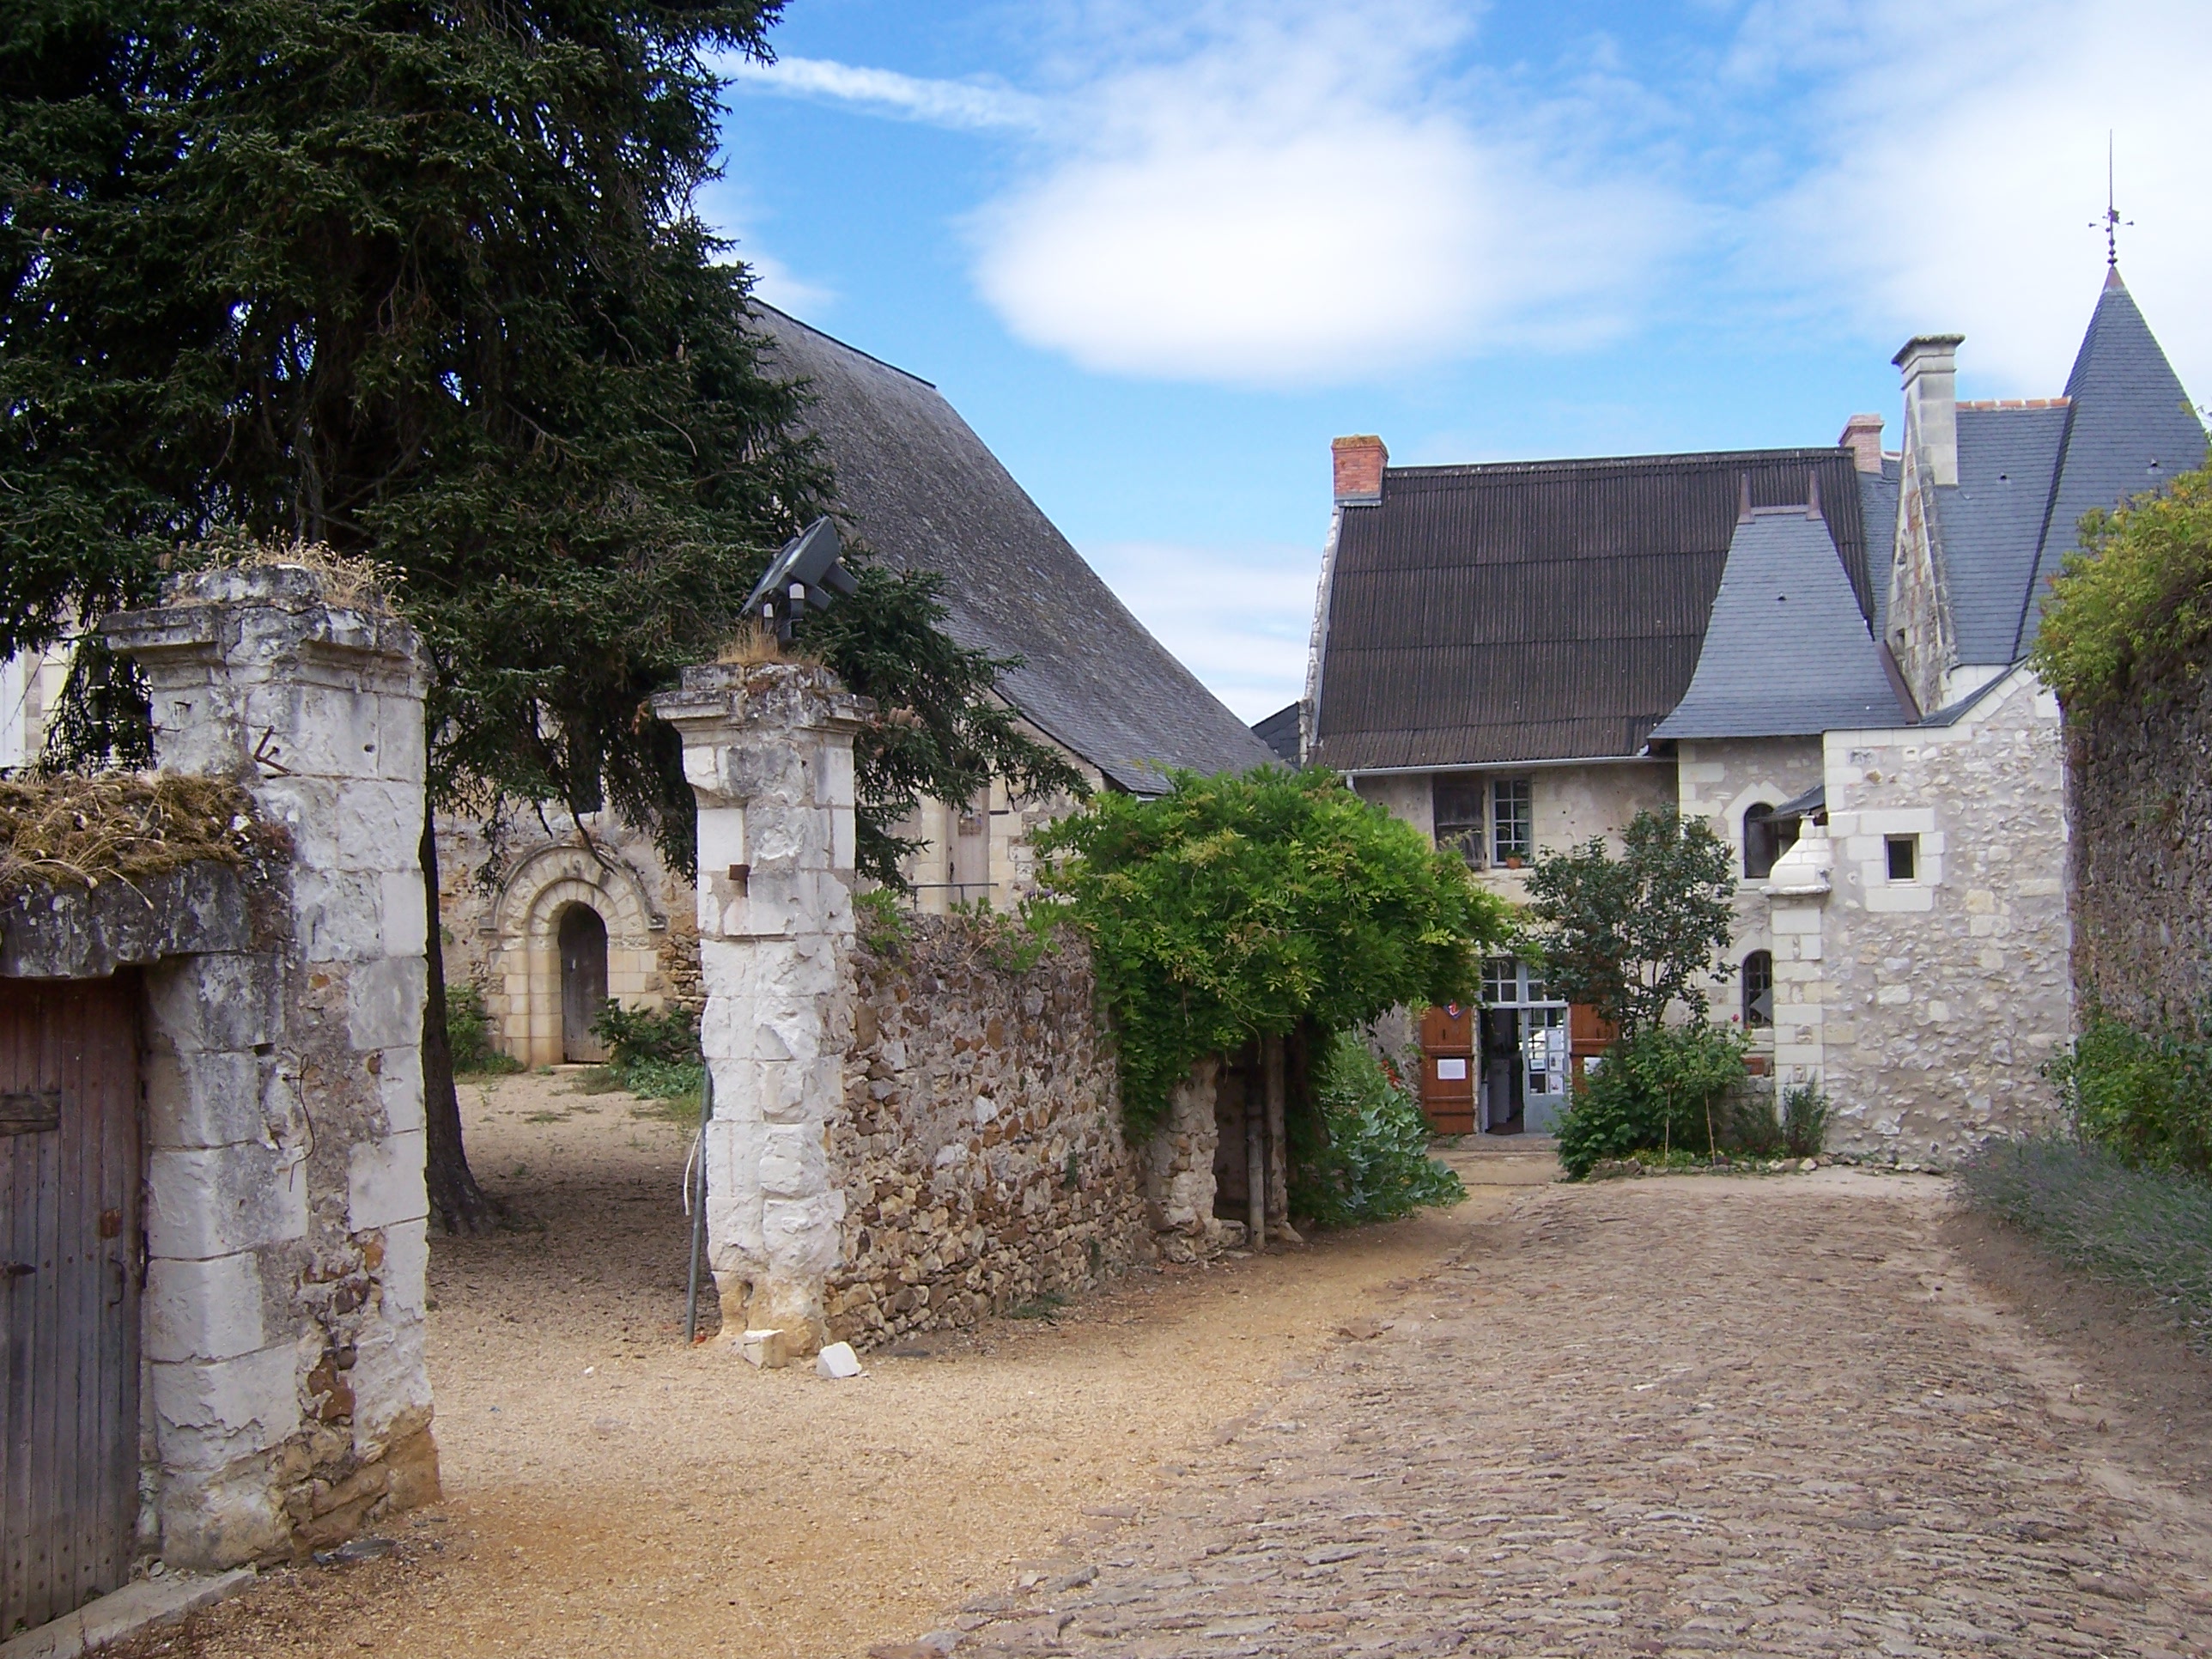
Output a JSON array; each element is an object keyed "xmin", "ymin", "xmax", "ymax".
[{"xmin": 684, "ymin": 1064, "xmax": 714, "ymax": 1343}]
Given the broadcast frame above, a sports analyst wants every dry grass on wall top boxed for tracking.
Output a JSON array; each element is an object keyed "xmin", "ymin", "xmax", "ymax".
[{"xmin": 0, "ymin": 773, "xmax": 283, "ymax": 897}]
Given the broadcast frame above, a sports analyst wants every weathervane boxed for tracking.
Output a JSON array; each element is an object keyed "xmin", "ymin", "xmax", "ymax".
[{"xmin": 2092, "ymin": 130, "xmax": 2131, "ymax": 269}]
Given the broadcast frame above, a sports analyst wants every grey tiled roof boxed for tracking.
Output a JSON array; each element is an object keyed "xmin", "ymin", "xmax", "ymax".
[
  {"xmin": 1650, "ymin": 509, "xmax": 1909, "ymax": 740},
  {"xmin": 1928, "ymin": 275, "xmax": 2203, "ymax": 666},
  {"xmin": 1252, "ymin": 702, "xmax": 1301, "ymax": 764},
  {"xmin": 1934, "ymin": 405, "xmax": 2071, "ymax": 664},
  {"xmin": 2018, "ymin": 273, "xmax": 2208, "ymax": 653},
  {"xmin": 1859, "ymin": 460, "xmax": 1900, "ymax": 643},
  {"xmin": 751, "ymin": 307, "xmax": 1275, "ymax": 793}
]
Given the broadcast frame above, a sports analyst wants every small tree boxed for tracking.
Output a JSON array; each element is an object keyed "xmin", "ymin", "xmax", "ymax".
[
  {"xmin": 1522, "ymin": 810, "xmax": 1737, "ymax": 1036},
  {"xmin": 1036, "ymin": 768, "xmax": 1511, "ymax": 1135}
]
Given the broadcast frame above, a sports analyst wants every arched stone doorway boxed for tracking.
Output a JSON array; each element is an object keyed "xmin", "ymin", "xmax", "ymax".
[
  {"xmin": 483, "ymin": 842, "xmax": 667, "ymax": 1067},
  {"xmin": 558, "ymin": 903, "xmax": 609, "ymax": 1061}
]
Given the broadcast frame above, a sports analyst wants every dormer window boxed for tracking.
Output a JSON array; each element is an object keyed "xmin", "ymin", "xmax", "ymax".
[{"xmin": 1743, "ymin": 803, "xmax": 1799, "ymax": 879}]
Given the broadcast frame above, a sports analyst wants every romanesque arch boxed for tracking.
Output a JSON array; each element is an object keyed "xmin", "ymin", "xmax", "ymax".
[{"xmin": 484, "ymin": 842, "xmax": 665, "ymax": 1067}]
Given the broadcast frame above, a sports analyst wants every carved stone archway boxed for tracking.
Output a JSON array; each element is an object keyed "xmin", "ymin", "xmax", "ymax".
[{"xmin": 485, "ymin": 843, "xmax": 665, "ymax": 1067}]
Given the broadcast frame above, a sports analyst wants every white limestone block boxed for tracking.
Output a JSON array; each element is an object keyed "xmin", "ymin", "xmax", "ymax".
[
  {"xmin": 379, "ymin": 1216, "xmax": 431, "ymax": 1317},
  {"xmin": 346, "ymin": 956, "xmax": 427, "ymax": 1051},
  {"xmin": 349, "ymin": 1129, "xmax": 428, "ymax": 1231},
  {"xmin": 346, "ymin": 1317, "xmax": 432, "ymax": 1449},
  {"xmin": 380, "ymin": 870, "xmax": 428, "ymax": 957},
  {"xmin": 147, "ymin": 1144, "xmax": 308, "ymax": 1261},
  {"xmin": 815, "ymin": 1341, "xmax": 864, "ymax": 1380},
  {"xmin": 378, "ymin": 1043, "xmax": 426, "ymax": 1135},
  {"xmin": 146, "ymin": 1254, "xmax": 268, "ymax": 1364},
  {"xmin": 142, "ymin": 1049, "xmax": 265, "ymax": 1151},
  {"xmin": 149, "ymin": 1346, "xmax": 302, "ymax": 1471}
]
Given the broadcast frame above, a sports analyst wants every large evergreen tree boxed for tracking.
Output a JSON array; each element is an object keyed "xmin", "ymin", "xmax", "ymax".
[{"xmin": 2, "ymin": 2, "xmax": 1076, "ymax": 1231}]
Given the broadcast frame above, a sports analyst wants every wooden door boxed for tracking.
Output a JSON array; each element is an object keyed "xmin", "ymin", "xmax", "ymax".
[
  {"xmin": 558, "ymin": 905, "xmax": 609, "ymax": 1063},
  {"xmin": 1568, "ymin": 1003, "xmax": 1617, "ymax": 1096},
  {"xmin": 1417, "ymin": 1003, "xmax": 1477, "ymax": 1134},
  {"xmin": 1, "ymin": 975, "xmax": 142, "ymax": 1637}
]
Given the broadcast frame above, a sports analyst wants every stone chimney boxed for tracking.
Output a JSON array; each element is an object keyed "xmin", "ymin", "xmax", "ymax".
[
  {"xmin": 1838, "ymin": 413, "xmax": 1885, "ymax": 475},
  {"xmin": 1332, "ymin": 435, "xmax": 1387, "ymax": 507},
  {"xmin": 1893, "ymin": 335, "xmax": 1963, "ymax": 488}
]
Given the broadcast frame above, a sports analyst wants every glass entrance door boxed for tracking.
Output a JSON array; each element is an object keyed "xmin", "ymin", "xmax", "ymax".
[{"xmin": 1481, "ymin": 958, "xmax": 1571, "ymax": 1134}]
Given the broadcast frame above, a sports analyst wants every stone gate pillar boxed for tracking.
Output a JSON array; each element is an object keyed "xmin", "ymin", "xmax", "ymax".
[
  {"xmin": 653, "ymin": 661, "xmax": 872, "ymax": 1352},
  {"xmin": 106, "ymin": 564, "xmax": 437, "ymax": 1565}
]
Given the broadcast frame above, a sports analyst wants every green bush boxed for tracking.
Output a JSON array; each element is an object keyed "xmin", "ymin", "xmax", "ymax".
[
  {"xmin": 1290, "ymin": 1032, "xmax": 1466, "ymax": 1228},
  {"xmin": 1782, "ymin": 1084, "xmax": 1830, "ymax": 1158},
  {"xmin": 590, "ymin": 1002, "xmax": 705, "ymax": 1103},
  {"xmin": 1959, "ymin": 1137, "xmax": 2212, "ymax": 1347},
  {"xmin": 2028, "ymin": 461, "xmax": 2212, "ymax": 711},
  {"xmin": 446, "ymin": 981, "xmax": 521, "ymax": 1076},
  {"xmin": 1554, "ymin": 1022, "xmax": 1749, "ymax": 1178},
  {"xmin": 2045, "ymin": 1012, "xmax": 2212, "ymax": 1176},
  {"xmin": 1036, "ymin": 767, "xmax": 1510, "ymax": 1135}
]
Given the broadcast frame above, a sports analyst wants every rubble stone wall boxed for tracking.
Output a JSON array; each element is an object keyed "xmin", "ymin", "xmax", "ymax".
[
  {"xmin": 825, "ymin": 918, "xmax": 1156, "ymax": 1347},
  {"xmin": 2066, "ymin": 659, "xmax": 2212, "ymax": 1031}
]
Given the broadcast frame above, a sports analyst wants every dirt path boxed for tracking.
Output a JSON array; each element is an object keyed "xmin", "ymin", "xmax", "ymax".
[
  {"xmin": 115, "ymin": 1091, "xmax": 2212, "ymax": 1658},
  {"xmin": 118, "ymin": 1074, "xmax": 1534, "ymax": 1659},
  {"xmin": 945, "ymin": 1170, "xmax": 2212, "ymax": 1656}
]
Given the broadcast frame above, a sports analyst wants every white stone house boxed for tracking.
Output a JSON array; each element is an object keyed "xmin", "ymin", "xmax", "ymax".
[{"xmin": 1301, "ymin": 270, "xmax": 2205, "ymax": 1162}]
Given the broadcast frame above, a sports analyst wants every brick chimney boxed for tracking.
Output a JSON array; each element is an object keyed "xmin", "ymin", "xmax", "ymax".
[
  {"xmin": 1838, "ymin": 413, "xmax": 1885, "ymax": 475},
  {"xmin": 1893, "ymin": 335, "xmax": 1962, "ymax": 488},
  {"xmin": 1332, "ymin": 435, "xmax": 1387, "ymax": 507}
]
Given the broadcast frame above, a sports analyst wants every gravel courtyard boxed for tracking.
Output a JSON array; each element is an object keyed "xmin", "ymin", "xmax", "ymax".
[{"xmin": 116, "ymin": 1080, "xmax": 2212, "ymax": 1659}]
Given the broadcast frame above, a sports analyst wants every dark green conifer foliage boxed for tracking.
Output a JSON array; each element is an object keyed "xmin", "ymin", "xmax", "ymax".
[{"xmin": 2, "ymin": 1, "xmax": 1075, "ymax": 1231}]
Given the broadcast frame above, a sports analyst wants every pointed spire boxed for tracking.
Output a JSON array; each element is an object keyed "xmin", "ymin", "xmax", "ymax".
[{"xmin": 2104, "ymin": 264, "xmax": 2126, "ymax": 290}]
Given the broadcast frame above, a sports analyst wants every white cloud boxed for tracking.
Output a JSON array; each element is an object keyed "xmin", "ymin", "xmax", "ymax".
[
  {"xmin": 1754, "ymin": 0, "xmax": 2212, "ymax": 398},
  {"xmin": 968, "ymin": 1, "xmax": 1686, "ymax": 386},
  {"xmin": 723, "ymin": 53, "xmax": 1044, "ymax": 132},
  {"xmin": 1082, "ymin": 538, "xmax": 1319, "ymax": 722},
  {"xmin": 741, "ymin": 248, "xmax": 836, "ymax": 316}
]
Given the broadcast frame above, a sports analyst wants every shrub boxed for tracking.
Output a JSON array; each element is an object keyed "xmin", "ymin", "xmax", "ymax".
[
  {"xmin": 2028, "ymin": 461, "xmax": 2212, "ymax": 711},
  {"xmin": 2045, "ymin": 1012, "xmax": 2212, "ymax": 1176},
  {"xmin": 446, "ymin": 981, "xmax": 521, "ymax": 1076},
  {"xmin": 1523, "ymin": 810, "xmax": 1738, "ymax": 1036},
  {"xmin": 1782, "ymin": 1084, "xmax": 1830, "ymax": 1158},
  {"xmin": 1554, "ymin": 1022, "xmax": 1748, "ymax": 1178},
  {"xmin": 1291, "ymin": 1032, "xmax": 1467, "ymax": 1228},
  {"xmin": 1723, "ymin": 1091, "xmax": 1785, "ymax": 1158},
  {"xmin": 590, "ymin": 1002, "xmax": 705, "ymax": 1103},
  {"xmin": 1959, "ymin": 1137, "xmax": 2212, "ymax": 1348},
  {"xmin": 1036, "ymin": 767, "xmax": 1510, "ymax": 1135}
]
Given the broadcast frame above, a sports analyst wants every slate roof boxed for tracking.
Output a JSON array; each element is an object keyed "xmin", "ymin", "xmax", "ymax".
[
  {"xmin": 1252, "ymin": 702, "xmax": 1301, "ymax": 765},
  {"xmin": 1309, "ymin": 449, "xmax": 1871, "ymax": 772},
  {"xmin": 1929, "ymin": 274, "xmax": 2203, "ymax": 666},
  {"xmin": 1858, "ymin": 459, "xmax": 1900, "ymax": 642},
  {"xmin": 1650, "ymin": 507, "xmax": 1910, "ymax": 739},
  {"xmin": 750, "ymin": 306, "xmax": 1275, "ymax": 793}
]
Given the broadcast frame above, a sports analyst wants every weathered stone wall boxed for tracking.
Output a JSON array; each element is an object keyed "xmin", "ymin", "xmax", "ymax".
[
  {"xmin": 1766, "ymin": 667, "xmax": 2072, "ymax": 1166},
  {"xmin": 823, "ymin": 918, "xmax": 1154, "ymax": 1346},
  {"xmin": 2067, "ymin": 659, "xmax": 2212, "ymax": 1030},
  {"xmin": 1677, "ymin": 737, "xmax": 1828, "ymax": 1052},
  {"xmin": 102, "ymin": 565, "xmax": 438, "ymax": 1567}
]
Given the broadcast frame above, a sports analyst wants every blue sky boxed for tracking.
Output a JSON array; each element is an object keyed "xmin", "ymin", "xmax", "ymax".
[{"xmin": 704, "ymin": 0, "xmax": 2212, "ymax": 721}]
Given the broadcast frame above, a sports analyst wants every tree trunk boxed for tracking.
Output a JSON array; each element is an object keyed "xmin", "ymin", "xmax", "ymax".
[
  {"xmin": 1245, "ymin": 1081, "xmax": 1267, "ymax": 1251},
  {"xmin": 1264, "ymin": 1032, "xmax": 1299, "ymax": 1243},
  {"xmin": 421, "ymin": 805, "xmax": 501, "ymax": 1235}
]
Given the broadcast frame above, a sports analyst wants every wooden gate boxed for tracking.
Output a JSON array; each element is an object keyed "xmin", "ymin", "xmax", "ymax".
[{"xmin": 1, "ymin": 976, "xmax": 142, "ymax": 1638}]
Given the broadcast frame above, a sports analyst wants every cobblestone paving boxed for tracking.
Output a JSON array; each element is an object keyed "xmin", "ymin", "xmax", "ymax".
[{"xmin": 933, "ymin": 1175, "xmax": 2212, "ymax": 1658}]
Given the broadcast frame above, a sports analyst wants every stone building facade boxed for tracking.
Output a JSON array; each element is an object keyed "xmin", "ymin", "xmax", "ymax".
[
  {"xmin": 1303, "ymin": 272, "xmax": 2202, "ymax": 1164},
  {"xmin": 1763, "ymin": 668, "xmax": 2072, "ymax": 1162}
]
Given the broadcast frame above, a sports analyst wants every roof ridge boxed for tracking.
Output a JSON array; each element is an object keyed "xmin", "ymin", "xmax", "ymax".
[
  {"xmin": 1389, "ymin": 446, "xmax": 1856, "ymax": 480},
  {"xmin": 747, "ymin": 301, "xmax": 939, "ymax": 391},
  {"xmin": 1957, "ymin": 398, "xmax": 2071, "ymax": 410}
]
